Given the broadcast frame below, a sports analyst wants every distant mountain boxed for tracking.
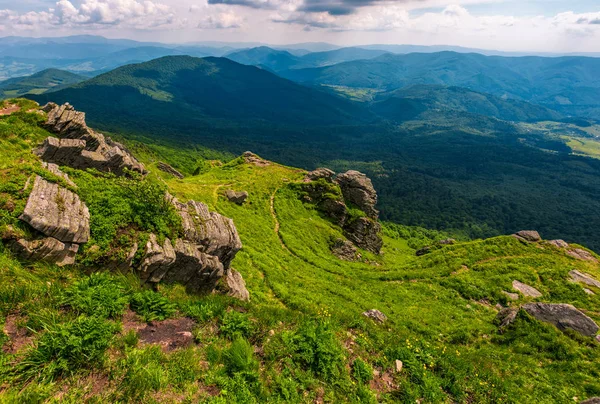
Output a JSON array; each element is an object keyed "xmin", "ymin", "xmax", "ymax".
[
  {"xmin": 372, "ymin": 84, "xmax": 563, "ymax": 122},
  {"xmin": 225, "ymin": 47, "xmax": 301, "ymax": 72},
  {"xmin": 32, "ymin": 56, "xmax": 371, "ymax": 127},
  {"xmin": 0, "ymin": 69, "xmax": 86, "ymax": 98},
  {"xmin": 281, "ymin": 52, "xmax": 600, "ymax": 119}
]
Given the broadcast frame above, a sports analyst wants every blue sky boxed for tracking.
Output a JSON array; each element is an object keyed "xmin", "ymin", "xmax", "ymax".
[{"xmin": 1, "ymin": 0, "xmax": 599, "ymax": 52}]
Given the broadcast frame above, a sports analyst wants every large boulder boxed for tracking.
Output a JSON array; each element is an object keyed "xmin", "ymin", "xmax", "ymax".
[
  {"xmin": 38, "ymin": 103, "xmax": 146, "ymax": 176},
  {"xmin": 139, "ymin": 234, "xmax": 177, "ymax": 282},
  {"xmin": 344, "ymin": 217, "xmax": 382, "ymax": 254},
  {"xmin": 513, "ymin": 230, "xmax": 541, "ymax": 242},
  {"xmin": 9, "ymin": 237, "xmax": 79, "ymax": 266},
  {"xmin": 362, "ymin": 309, "xmax": 387, "ymax": 323},
  {"xmin": 512, "ymin": 280, "xmax": 542, "ymax": 298},
  {"xmin": 569, "ymin": 270, "xmax": 600, "ymax": 288},
  {"xmin": 219, "ymin": 269, "xmax": 250, "ymax": 301},
  {"xmin": 305, "ymin": 167, "xmax": 335, "ymax": 183},
  {"xmin": 225, "ymin": 190, "xmax": 248, "ymax": 205},
  {"xmin": 157, "ymin": 162, "xmax": 184, "ymax": 179},
  {"xmin": 19, "ymin": 176, "xmax": 90, "ymax": 244},
  {"xmin": 523, "ymin": 303, "xmax": 599, "ymax": 337},
  {"xmin": 336, "ymin": 170, "xmax": 379, "ymax": 219},
  {"xmin": 330, "ymin": 238, "xmax": 358, "ymax": 261}
]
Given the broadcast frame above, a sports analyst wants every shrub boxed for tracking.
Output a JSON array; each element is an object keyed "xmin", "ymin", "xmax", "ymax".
[
  {"xmin": 181, "ymin": 299, "xmax": 225, "ymax": 323},
  {"xmin": 62, "ymin": 273, "xmax": 129, "ymax": 319},
  {"xmin": 17, "ymin": 315, "xmax": 119, "ymax": 382},
  {"xmin": 352, "ymin": 358, "xmax": 373, "ymax": 384},
  {"xmin": 129, "ymin": 290, "xmax": 177, "ymax": 322},
  {"xmin": 220, "ymin": 310, "xmax": 253, "ymax": 339},
  {"xmin": 223, "ymin": 338, "xmax": 258, "ymax": 376}
]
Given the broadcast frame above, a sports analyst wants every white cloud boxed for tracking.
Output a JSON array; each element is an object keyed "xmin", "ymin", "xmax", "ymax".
[{"xmin": 198, "ymin": 11, "xmax": 244, "ymax": 28}]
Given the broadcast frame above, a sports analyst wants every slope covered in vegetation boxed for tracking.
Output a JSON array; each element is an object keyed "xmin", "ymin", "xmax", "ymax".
[{"xmin": 0, "ymin": 99, "xmax": 599, "ymax": 403}]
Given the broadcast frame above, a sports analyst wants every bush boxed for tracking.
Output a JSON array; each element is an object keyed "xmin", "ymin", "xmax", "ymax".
[
  {"xmin": 17, "ymin": 315, "xmax": 119, "ymax": 382},
  {"xmin": 223, "ymin": 338, "xmax": 258, "ymax": 376},
  {"xmin": 220, "ymin": 310, "xmax": 253, "ymax": 339},
  {"xmin": 130, "ymin": 290, "xmax": 177, "ymax": 322},
  {"xmin": 352, "ymin": 358, "xmax": 373, "ymax": 384},
  {"xmin": 62, "ymin": 273, "xmax": 129, "ymax": 319}
]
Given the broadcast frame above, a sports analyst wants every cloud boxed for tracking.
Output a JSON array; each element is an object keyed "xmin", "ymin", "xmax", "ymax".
[{"xmin": 198, "ymin": 11, "xmax": 244, "ymax": 28}]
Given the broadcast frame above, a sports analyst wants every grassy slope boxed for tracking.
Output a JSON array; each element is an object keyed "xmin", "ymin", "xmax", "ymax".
[{"xmin": 0, "ymin": 101, "xmax": 599, "ymax": 403}]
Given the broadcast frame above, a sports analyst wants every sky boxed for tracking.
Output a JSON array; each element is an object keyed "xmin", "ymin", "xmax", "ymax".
[{"xmin": 1, "ymin": 0, "xmax": 600, "ymax": 52}]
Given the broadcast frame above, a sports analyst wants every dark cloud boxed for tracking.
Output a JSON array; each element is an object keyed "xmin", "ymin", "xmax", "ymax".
[
  {"xmin": 207, "ymin": 0, "xmax": 277, "ymax": 10},
  {"xmin": 271, "ymin": 13, "xmax": 339, "ymax": 28},
  {"xmin": 211, "ymin": 0, "xmax": 394, "ymax": 15},
  {"xmin": 576, "ymin": 16, "xmax": 600, "ymax": 25}
]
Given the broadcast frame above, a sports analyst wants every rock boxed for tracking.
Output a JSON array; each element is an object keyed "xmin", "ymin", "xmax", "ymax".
[
  {"xmin": 19, "ymin": 176, "xmax": 90, "ymax": 243},
  {"xmin": 502, "ymin": 291, "xmax": 520, "ymax": 301},
  {"xmin": 222, "ymin": 269, "xmax": 250, "ymax": 301},
  {"xmin": 569, "ymin": 270, "xmax": 600, "ymax": 288},
  {"xmin": 580, "ymin": 398, "xmax": 600, "ymax": 404},
  {"xmin": 394, "ymin": 360, "xmax": 403, "ymax": 373},
  {"xmin": 548, "ymin": 239, "xmax": 569, "ymax": 248},
  {"xmin": 9, "ymin": 237, "xmax": 78, "ymax": 266},
  {"xmin": 42, "ymin": 162, "xmax": 76, "ymax": 188},
  {"xmin": 331, "ymin": 238, "xmax": 358, "ymax": 261},
  {"xmin": 305, "ymin": 168, "xmax": 335, "ymax": 182},
  {"xmin": 514, "ymin": 230, "xmax": 541, "ymax": 242},
  {"xmin": 139, "ymin": 234, "xmax": 177, "ymax": 282},
  {"xmin": 336, "ymin": 170, "xmax": 379, "ymax": 219},
  {"xmin": 584, "ymin": 288, "xmax": 595, "ymax": 296},
  {"xmin": 38, "ymin": 103, "xmax": 146, "ymax": 176},
  {"xmin": 225, "ymin": 190, "xmax": 248, "ymax": 205},
  {"xmin": 164, "ymin": 239, "xmax": 225, "ymax": 293},
  {"xmin": 567, "ymin": 248, "xmax": 598, "ymax": 262},
  {"xmin": 362, "ymin": 309, "xmax": 387, "ymax": 323},
  {"xmin": 416, "ymin": 246, "xmax": 431, "ymax": 256},
  {"xmin": 523, "ymin": 303, "xmax": 599, "ymax": 337},
  {"xmin": 171, "ymin": 198, "xmax": 242, "ymax": 267},
  {"xmin": 344, "ymin": 217, "xmax": 382, "ymax": 254},
  {"xmin": 439, "ymin": 238, "xmax": 456, "ymax": 245},
  {"xmin": 157, "ymin": 162, "xmax": 184, "ymax": 179},
  {"xmin": 242, "ymin": 151, "xmax": 270, "ymax": 166},
  {"xmin": 320, "ymin": 199, "xmax": 347, "ymax": 225},
  {"xmin": 496, "ymin": 307, "xmax": 519, "ymax": 328},
  {"xmin": 512, "ymin": 280, "xmax": 542, "ymax": 298}
]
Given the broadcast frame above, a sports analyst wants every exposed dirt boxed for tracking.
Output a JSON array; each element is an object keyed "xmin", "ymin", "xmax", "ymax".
[
  {"xmin": 370, "ymin": 368, "xmax": 397, "ymax": 395},
  {"xmin": 0, "ymin": 105, "xmax": 19, "ymax": 116},
  {"xmin": 2, "ymin": 314, "xmax": 34, "ymax": 354},
  {"xmin": 122, "ymin": 310, "xmax": 196, "ymax": 351}
]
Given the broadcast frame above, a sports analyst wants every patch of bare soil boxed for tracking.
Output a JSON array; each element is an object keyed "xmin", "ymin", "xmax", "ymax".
[
  {"xmin": 370, "ymin": 368, "xmax": 397, "ymax": 395},
  {"xmin": 122, "ymin": 310, "xmax": 196, "ymax": 351},
  {"xmin": 2, "ymin": 314, "xmax": 34, "ymax": 354},
  {"xmin": 0, "ymin": 105, "xmax": 19, "ymax": 116}
]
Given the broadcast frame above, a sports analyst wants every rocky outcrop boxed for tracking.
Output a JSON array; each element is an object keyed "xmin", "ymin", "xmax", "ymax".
[
  {"xmin": 336, "ymin": 170, "xmax": 379, "ymax": 219},
  {"xmin": 157, "ymin": 162, "xmax": 184, "ymax": 179},
  {"xmin": 567, "ymin": 248, "xmax": 598, "ymax": 262},
  {"xmin": 548, "ymin": 239, "xmax": 569, "ymax": 248},
  {"xmin": 242, "ymin": 151, "xmax": 270, "ymax": 166},
  {"xmin": 569, "ymin": 270, "xmax": 600, "ymax": 288},
  {"xmin": 305, "ymin": 168, "xmax": 335, "ymax": 183},
  {"xmin": 513, "ymin": 230, "xmax": 541, "ymax": 242},
  {"xmin": 580, "ymin": 398, "xmax": 600, "ymax": 404},
  {"xmin": 220, "ymin": 269, "xmax": 250, "ymax": 301},
  {"xmin": 42, "ymin": 162, "xmax": 76, "ymax": 188},
  {"xmin": 20, "ymin": 176, "xmax": 90, "ymax": 244},
  {"xmin": 523, "ymin": 303, "xmax": 599, "ymax": 337},
  {"xmin": 345, "ymin": 217, "xmax": 383, "ymax": 254},
  {"xmin": 330, "ymin": 238, "xmax": 358, "ymax": 261},
  {"xmin": 512, "ymin": 280, "xmax": 542, "ymax": 298},
  {"xmin": 37, "ymin": 103, "xmax": 146, "ymax": 176},
  {"xmin": 362, "ymin": 309, "xmax": 387, "ymax": 323},
  {"xmin": 226, "ymin": 190, "xmax": 248, "ymax": 205},
  {"xmin": 9, "ymin": 237, "xmax": 79, "ymax": 266}
]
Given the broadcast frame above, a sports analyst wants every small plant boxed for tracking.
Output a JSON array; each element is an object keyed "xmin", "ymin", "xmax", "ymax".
[
  {"xmin": 17, "ymin": 315, "xmax": 119, "ymax": 382},
  {"xmin": 117, "ymin": 346, "xmax": 166, "ymax": 401},
  {"xmin": 181, "ymin": 299, "xmax": 224, "ymax": 323},
  {"xmin": 62, "ymin": 272, "xmax": 129, "ymax": 319},
  {"xmin": 130, "ymin": 290, "xmax": 177, "ymax": 322},
  {"xmin": 220, "ymin": 310, "xmax": 253, "ymax": 339},
  {"xmin": 352, "ymin": 358, "xmax": 374, "ymax": 384},
  {"xmin": 223, "ymin": 337, "xmax": 258, "ymax": 376}
]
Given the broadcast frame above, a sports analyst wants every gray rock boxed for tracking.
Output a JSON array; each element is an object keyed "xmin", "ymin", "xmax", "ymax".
[
  {"xmin": 320, "ymin": 198, "xmax": 347, "ymax": 225},
  {"xmin": 584, "ymin": 288, "xmax": 595, "ymax": 296},
  {"xmin": 336, "ymin": 170, "xmax": 379, "ymax": 219},
  {"xmin": 157, "ymin": 162, "xmax": 184, "ymax": 179},
  {"xmin": 523, "ymin": 303, "xmax": 600, "ymax": 337},
  {"xmin": 42, "ymin": 162, "xmax": 76, "ymax": 188},
  {"xmin": 19, "ymin": 176, "xmax": 90, "ymax": 243},
  {"xmin": 502, "ymin": 291, "xmax": 520, "ymax": 301},
  {"xmin": 567, "ymin": 248, "xmax": 598, "ymax": 262},
  {"xmin": 548, "ymin": 239, "xmax": 569, "ymax": 249},
  {"xmin": 363, "ymin": 309, "xmax": 387, "ymax": 323},
  {"xmin": 225, "ymin": 190, "xmax": 248, "ymax": 205},
  {"xmin": 38, "ymin": 103, "xmax": 146, "ymax": 176},
  {"xmin": 569, "ymin": 270, "xmax": 600, "ymax": 288},
  {"xmin": 305, "ymin": 167, "xmax": 335, "ymax": 182},
  {"xmin": 242, "ymin": 151, "xmax": 269, "ymax": 166},
  {"xmin": 496, "ymin": 307, "xmax": 518, "ymax": 328},
  {"xmin": 439, "ymin": 238, "xmax": 456, "ymax": 245},
  {"xmin": 514, "ymin": 230, "xmax": 541, "ymax": 242},
  {"xmin": 9, "ymin": 237, "xmax": 78, "ymax": 266},
  {"xmin": 344, "ymin": 217, "xmax": 382, "ymax": 254},
  {"xmin": 139, "ymin": 234, "xmax": 177, "ymax": 282},
  {"xmin": 394, "ymin": 360, "xmax": 403, "ymax": 373},
  {"xmin": 512, "ymin": 280, "xmax": 542, "ymax": 298},
  {"xmin": 580, "ymin": 398, "xmax": 600, "ymax": 404},
  {"xmin": 222, "ymin": 269, "xmax": 250, "ymax": 301},
  {"xmin": 331, "ymin": 238, "xmax": 358, "ymax": 261}
]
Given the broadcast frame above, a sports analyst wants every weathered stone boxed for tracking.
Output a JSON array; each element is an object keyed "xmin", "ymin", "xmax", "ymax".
[
  {"xmin": 394, "ymin": 360, "xmax": 403, "ymax": 373},
  {"xmin": 157, "ymin": 162, "xmax": 184, "ymax": 179},
  {"xmin": 19, "ymin": 176, "xmax": 90, "ymax": 243},
  {"xmin": 305, "ymin": 167, "xmax": 335, "ymax": 182},
  {"xmin": 38, "ymin": 103, "xmax": 146, "ymax": 176},
  {"xmin": 139, "ymin": 234, "xmax": 177, "ymax": 282},
  {"xmin": 496, "ymin": 307, "xmax": 518, "ymax": 328},
  {"xmin": 222, "ymin": 269, "xmax": 250, "ymax": 301},
  {"xmin": 502, "ymin": 291, "xmax": 520, "ymax": 301},
  {"xmin": 225, "ymin": 190, "xmax": 248, "ymax": 205},
  {"xmin": 344, "ymin": 217, "xmax": 382, "ymax": 254},
  {"xmin": 514, "ymin": 230, "xmax": 541, "ymax": 242},
  {"xmin": 242, "ymin": 151, "xmax": 270, "ymax": 166},
  {"xmin": 320, "ymin": 198, "xmax": 347, "ymax": 224},
  {"xmin": 567, "ymin": 248, "xmax": 598, "ymax": 262},
  {"xmin": 172, "ymin": 199, "xmax": 242, "ymax": 268},
  {"xmin": 331, "ymin": 238, "xmax": 358, "ymax": 261},
  {"xmin": 363, "ymin": 309, "xmax": 387, "ymax": 323},
  {"xmin": 523, "ymin": 303, "xmax": 599, "ymax": 337},
  {"xmin": 9, "ymin": 237, "xmax": 78, "ymax": 266},
  {"xmin": 548, "ymin": 239, "xmax": 569, "ymax": 249},
  {"xmin": 512, "ymin": 280, "xmax": 542, "ymax": 298},
  {"xmin": 584, "ymin": 288, "xmax": 595, "ymax": 295},
  {"xmin": 569, "ymin": 270, "xmax": 600, "ymax": 288},
  {"xmin": 336, "ymin": 170, "xmax": 379, "ymax": 219},
  {"xmin": 580, "ymin": 398, "xmax": 600, "ymax": 404},
  {"xmin": 42, "ymin": 162, "xmax": 76, "ymax": 188},
  {"xmin": 439, "ymin": 238, "xmax": 456, "ymax": 245},
  {"xmin": 416, "ymin": 246, "xmax": 431, "ymax": 256}
]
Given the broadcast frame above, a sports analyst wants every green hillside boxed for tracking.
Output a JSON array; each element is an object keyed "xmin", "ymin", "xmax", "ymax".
[
  {"xmin": 0, "ymin": 69, "xmax": 86, "ymax": 99},
  {"xmin": 0, "ymin": 99, "xmax": 599, "ymax": 403}
]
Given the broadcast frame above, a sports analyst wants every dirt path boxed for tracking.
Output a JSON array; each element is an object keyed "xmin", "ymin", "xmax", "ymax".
[
  {"xmin": 0, "ymin": 104, "xmax": 19, "ymax": 116},
  {"xmin": 269, "ymin": 189, "xmax": 289, "ymax": 252}
]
